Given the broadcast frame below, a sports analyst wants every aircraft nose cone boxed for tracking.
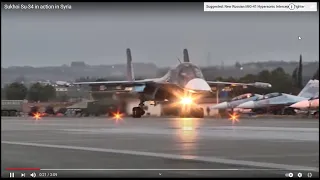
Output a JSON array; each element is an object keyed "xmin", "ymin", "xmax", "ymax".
[
  {"xmin": 185, "ymin": 78, "xmax": 211, "ymax": 91},
  {"xmin": 310, "ymin": 99, "xmax": 319, "ymax": 107},
  {"xmin": 211, "ymin": 102, "xmax": 228, "ymax": 109},
  {"xmin": 290, "ymin": 101, "xmax": 306, "ymax": 109},
  {"xmin": 237, "ymin": 101, "xmax": 254, "ymax": 109}
]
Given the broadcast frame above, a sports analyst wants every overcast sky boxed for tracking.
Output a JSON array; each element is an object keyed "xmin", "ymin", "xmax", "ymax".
[{"xmin": 1, "ymin": 2, "xmax": 319, "ymax": 68}]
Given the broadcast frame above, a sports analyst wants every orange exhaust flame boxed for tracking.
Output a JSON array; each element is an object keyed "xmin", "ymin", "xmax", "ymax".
[{"xmin": 33, "ymin": 112, "xmax": 42, "ymax": 120}]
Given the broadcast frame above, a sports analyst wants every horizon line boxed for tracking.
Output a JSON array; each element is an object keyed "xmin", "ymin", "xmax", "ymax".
[{"xmin": 2, "ymin": 60, "xmax": 319, "ymax": 69}]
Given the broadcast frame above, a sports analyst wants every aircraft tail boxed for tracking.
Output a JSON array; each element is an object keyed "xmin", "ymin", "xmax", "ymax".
[
  {"xmin": 126, "ymin": 48, "xmax": 135, "ymax": 81},
  {"xmin": 183, "ymin": 49, "xmax": 190, "ymax": 62},
  {"xmin": 297, "ymin": 79, "xmax": 319, "ymax": 98}
]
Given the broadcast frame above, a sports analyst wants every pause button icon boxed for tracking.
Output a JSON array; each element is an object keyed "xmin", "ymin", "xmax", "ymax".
[{"xmin": 9, "ymin": 172, "xmax": 14, "ymax": 178}]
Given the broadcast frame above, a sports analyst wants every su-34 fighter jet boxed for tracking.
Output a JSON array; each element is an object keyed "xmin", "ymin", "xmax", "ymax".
[{"xmin": 74, "ymin": 48, "xmax": 272, "ymax": 118}]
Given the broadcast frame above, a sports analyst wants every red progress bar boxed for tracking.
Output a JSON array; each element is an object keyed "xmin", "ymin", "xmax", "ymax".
[{"xmin": 6, "ymin": 168, "xmax": 41, "ymax": 171}]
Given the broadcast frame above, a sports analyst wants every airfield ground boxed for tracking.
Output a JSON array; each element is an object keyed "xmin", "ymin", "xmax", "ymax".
[{"xmin": 1, "ymin": 116, "xmax": 319, "ymax": 178}]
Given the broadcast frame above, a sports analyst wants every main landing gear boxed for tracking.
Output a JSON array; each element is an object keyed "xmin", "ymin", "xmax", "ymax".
[
  {"xmin": 131, "ymin": 98, "xmax": 205, "ymax": 118},
  {"xmin": 179, "ymin": 107, "xmax": 204, "ymax": 118},
  {"xmin": 132, "ymin": 101, "xmax": 146, "ymax": 118}
]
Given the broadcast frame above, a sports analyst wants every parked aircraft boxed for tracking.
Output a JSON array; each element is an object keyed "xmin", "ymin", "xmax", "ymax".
[
  {"xmin": 290, "ymin": 95, "xmax": 319, "ymax": 110},
  {"xmin": 236, "ymin": 79, "xmax": 319, "ymax": 114},
  {"xmin": 211, "ymin": 93, "xmax": 263, "ymax": 110},
  {"xmin": 290, "ymin": 91, "xmax": 319, "ymax": 117}
]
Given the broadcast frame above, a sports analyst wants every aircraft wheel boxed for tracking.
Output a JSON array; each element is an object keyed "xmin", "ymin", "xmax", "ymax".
[
  {"xmin": 313, "ymin": 111, "xmax": 319, "ymax": 118},
  {"xmin": 199, "ymin": 108, "xmax": 204, "ymax": 118},
  {"xmin": 179, "ymin": 110, "xmax": 191, "ymax": 118},
  {"xmin": 273, "ymin": 110, "xmax": 281, "ymax": 115},
  {"xmin": 179, "ymin": 113, "xmax": 189, "ymax": 118},
  {"xmin": 9, "ymin": 111, "xmax": 17, "ymax": 116},
  {"xmin": 180, "ymin": 108, "xmax": 204, "ymax": 118},
  {"xmin": 180, "ymin": 114, "xmax": 192, "ymax": 118},
  {"xmin": 283, "ymin": 108, "xmax": 295, "ymax": 115},
  {"xmin": 132, "ymin": 107, "xmax": 144, "ymax": 118},
  {"xmin": 2, "ymin": 111, "xmax": 9, "ymax": 116},
  {"xmin": 194, "ymin": 108, "xmax": 204, "ymax": 118}
]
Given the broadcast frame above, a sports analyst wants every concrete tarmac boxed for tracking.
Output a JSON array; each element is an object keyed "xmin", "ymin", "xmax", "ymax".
[{"xmin": 1, "ymin": 116, "xmax": 319, "ymax": 178}]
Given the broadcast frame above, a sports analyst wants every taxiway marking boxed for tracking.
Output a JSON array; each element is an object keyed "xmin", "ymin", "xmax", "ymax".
[{"xmin": 2, "ymin": 141, "xmax": 318, "ymax": 172}]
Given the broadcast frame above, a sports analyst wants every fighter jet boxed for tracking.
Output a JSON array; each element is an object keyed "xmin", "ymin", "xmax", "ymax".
[
  {"xmin": 211, "ymin": 93, "xmax": 263, "ymax": 110},
  {"xmin": 55, "ymin": 81, "xmax": 71, "ymax": 87},
  {"xmin": 290, "ymin": 96, "xmax": 319, "ymax": 118},
  {"xmin": 74, "ymin": 48, "xmax": 272, "ymax": 118},
  {"xmin": 237, "ymin": 79, "xmax": 319, "ymax": 115},
  {"xmin": 290, "ymin": 91, "xmax": 319, "ymax": 117},
  {"xmin": 290, "ymin": 95, "xmax": 319, "ymax": 110}
]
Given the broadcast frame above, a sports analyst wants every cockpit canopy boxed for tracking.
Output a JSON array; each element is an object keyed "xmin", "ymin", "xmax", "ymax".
[
  {"xmin": 177, "ymin": 63, "xmax": 204, "ymax": 79},
  {"xmin": 176, "ymin": 63, "xmax": 204, "ymax": 86},
  {"xmin": 256, "ymin": 92, "xmax": 282, "ymax": 100},
  {"xmin": 231, "ymin": 93, "xmax": 254, "ymax": 101}
]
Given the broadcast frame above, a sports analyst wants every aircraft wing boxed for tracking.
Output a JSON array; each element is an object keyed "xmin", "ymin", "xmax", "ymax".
[
  {"xmin": 267, "ymin": 95, "xmax": 307, "ymax": 106},
  {"xmin": 73, "ymin": 79, "xmax": 155, "ymax": 86},
  {"xmin": 206, "ymin": 81, "xmax": 272, "ymax": 89},
  {"xmin": 73, "ymin": 79, "xmax": 163, "ymax": 93},
  {"xmin": 73, "ymin": 69, "xmax": 172, "ymax": 87},
  {"xmin": 73, "ymin": 78, "xmax": 184, "ymax": 93},
  {"xmin": 267, "ymin": 98, "xmax": 296, "ymax": 106}
]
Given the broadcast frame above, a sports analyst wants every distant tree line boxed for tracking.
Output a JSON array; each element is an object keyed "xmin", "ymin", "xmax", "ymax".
[
  {"xmin": 2, "ymin": 82, "xmax": 56, "ymax": 102},
  {"xmin": 216, "ymin": 55, "xmax": 318, "ymax": 97},
  {"xmin": 4, "ymin": 60, "xmax": 318, "ymax": 101},
  {"xmin": 312, "ymin": 68, "xmax": 319, "ymax": 80},
  {"xmin": 215, "ymin": 67, "xmax": 298, "ymax": 97}
]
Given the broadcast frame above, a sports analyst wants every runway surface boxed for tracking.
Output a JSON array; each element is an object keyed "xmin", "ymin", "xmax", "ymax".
[{"xmin": 1, "ymin": 116, "xmax": 319, "ymax": 178}]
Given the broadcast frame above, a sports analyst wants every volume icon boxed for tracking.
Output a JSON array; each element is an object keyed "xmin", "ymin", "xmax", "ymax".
[{"xmin": 30, "ymin": 172, "xmax": 36, "ymax": 178}]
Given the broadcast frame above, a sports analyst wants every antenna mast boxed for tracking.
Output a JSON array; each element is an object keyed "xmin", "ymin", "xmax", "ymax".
[{"xmin": 177, "ymin": 57, "xmax": 182, "ymax": 64}]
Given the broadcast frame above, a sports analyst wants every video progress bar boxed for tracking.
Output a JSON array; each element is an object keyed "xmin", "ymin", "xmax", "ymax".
[{"xmin": 39, "ymin": 168, "xmax": 308, "ymax": 171}]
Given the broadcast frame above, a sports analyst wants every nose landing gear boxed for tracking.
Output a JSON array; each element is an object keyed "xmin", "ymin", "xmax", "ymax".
[
  {"xmin": 132, "ymin": 101, "xmax": 146, "ymax": 118},
  {"xmin": 179, "ymin": 107, "xmax": 204, "ymax": 118}
]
